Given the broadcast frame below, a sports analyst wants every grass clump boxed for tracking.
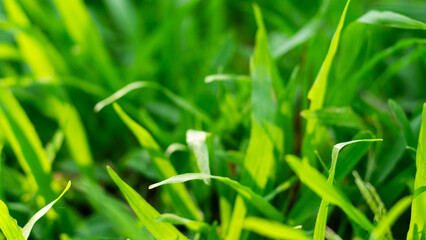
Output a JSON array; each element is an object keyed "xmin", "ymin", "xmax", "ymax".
[{"xmin": 0, "ymin": 0, "xmax": 425, "ymax": 239}]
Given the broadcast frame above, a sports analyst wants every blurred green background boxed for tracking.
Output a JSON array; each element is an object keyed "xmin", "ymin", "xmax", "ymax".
[{"xmin": 0, "ymin": 0, "xmax": 425, "ymax": 239}]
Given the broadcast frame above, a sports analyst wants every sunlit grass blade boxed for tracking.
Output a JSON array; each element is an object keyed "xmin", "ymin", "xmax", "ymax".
[
  {"xmin": 408, "ymin": 103, "xmax": 426, "ymax": 239},
  {"xmin": 370, "ymin": 195, "xmax": 412, "ymax": 240},
  {"xmin": 186, "ymin": 130, "xmax": 212, "ymax": 184},
  {"xmin": 286, "ymin": 155, "xmax": 374, "ymax": 232},
  {"xmin": 306, "ymin": 0, "xmax": 350, "ymax": 116},
  {"xmin": 314, "ymin": 138, "xmax": 381, "ymax": 239},
  {"xmin": 0, "ymin": 88, "xmax": 54, "ymax": 200},
  {"xmin": 303, "ymin": 0, "xmax": 350, "ymax": 166},
  {"xmin": 0, "ymin": 200, "xmax": 24, "ymax": 240},
  {"xmin": 357, "ymin": 10, "xmax": 426, "ymax": 30},
  {"xmin": 243, "ymin": 217, "xmax": 310, "ymax": 240},
  {"xmin": 22, "ymin": 181, "xmax": 71, "ymax": 239},
  {"xmin": 113, "ymin": 103, "xmax": 202, "ymax": 220},
  {"xmin": 107, "ymin": 166, "xmax": 188, "ymax": 240},
  {"xmin": 149, "ymin": 173, "xmax": 283, "ymax": 222},
  {"xmin": 0, "ymin": 43, "xmax": 20, "ymax": 60}
]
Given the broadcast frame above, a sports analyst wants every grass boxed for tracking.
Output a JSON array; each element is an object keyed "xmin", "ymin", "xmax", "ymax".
[{"xmin": 0, "ymin": 0, "xmax": 425, "ymax": 239}]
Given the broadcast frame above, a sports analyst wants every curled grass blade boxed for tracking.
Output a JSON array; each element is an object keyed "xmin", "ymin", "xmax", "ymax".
[
  {"xmin": 186, "ymin": 130, "xmax": 212, "ymax": 184},
  {"xmin": 149, "ymin": 173, "xmax": 283, "ymax": 222},
  {"xmin": 314, "ymin": 138, "xmax": 382, "ymax": 239}
]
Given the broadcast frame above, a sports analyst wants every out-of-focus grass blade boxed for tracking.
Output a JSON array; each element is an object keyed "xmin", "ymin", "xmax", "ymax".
[
  {"xmin": 0, "ymin": 89, "xmax": 54, "ymax": 200},
  {"xmin": 243, "ymin": 217, "xmax": 310, "ymax": 240},
  {"xmin": 227, "ymin": 4, "xmax": 280, "ymax": 239},
  {"xmin": 107, "ymin": 166, "xmax": 188, "ymax": 240},
  {"xmin": 155, "ymin": 213, "xmax": 210, "ymax": 232},
  {"xmin": 331, "ymin": 38, "xmax": 426, "ymax": 106},
  {"xmin": 0, "ymin": 43, "xmax": 19, "ymax": 60},
  {"xmin": 264, "ymin": 176, "xmax": 297, "ymax": 202},
  {"xmin": 204, "ymin": 74, "xmax": 251, "ymax": 84},
  {"xmin": 370, "ymin": 195, "xmax": 412, "ymax": 240},
  {"xmin": 95, "ymin": 81, "xmax": 210, "ymax": 123},
  {"xmin": 388, "ymin": 99, "xmax": 417, "ymax": 153},
  {"xmin": 271, "ymin": 0, "xmax": 330, "ymax": 58},
  {"xmin": 353, "ymin": 171, "xmax": 386, "ymax": 222},
  {"xmin": 113, "ymin": 103, "xmax": 202, "ymax": 220},
  {"xmin": 52, "ymin": 0, "xmax": 120, "ymax": 89},
  {"xmin": 286, "ymin": 155, "xmax": 374, "ymax": 232},
  {"xmin": 0, "ymin": 200, "xmax": 24, "ymax": 240},
  {"xmin": 44, "ymin": 128, "xmax": 64, "ymax": 163},
  {"xmin": 149, "ymin": 173, "xmax": 283, "ymax": 222},
  {"xmin": 408, "ymin": 103, "xmax": 426, "ymax": 239},
  {"xmin": 314, "ymin": 138, "xmax": 382, "ymax": 239},
  {"xmin": 301, "ymin": 107, "xmax": 365, "ymax": 129},
  {"xmin": 22, "ymin": 181, "xmax": 71, "ymax": 239},
  {"xmin": 186, "ymin": 130, "xmax": 212, "ymax": 184},
  {"xmin": 358, "ymin": 10, "xmax": 426, "ymax": 30}
]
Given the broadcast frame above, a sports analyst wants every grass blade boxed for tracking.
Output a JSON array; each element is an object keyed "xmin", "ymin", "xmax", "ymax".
[
  {"xmin": 357, "ymin": 10, "xmax": 426, "ymax": 30},
  {"xmin": 286, "ymin": 155, "xmax": 374, "ymax": 232},
  {"xmin": 113, "ymin": 103, "xmax": 202, "ymax": 220},
  {"xmin": 0, "ymin": 200, "xmax": 24, "ymax": 240},
  {"xmin": 186, "ymin": 130, "xmax": 212, "ymax": 184},
  {"xmin": 314, "ymin": 139, "xmax": 382, "ymax": 239},
  {"xmin": 155, "ymin": 213, "xmax": 210, "ymax": 232},
  {"xmin": 303, "ymin": 0, "xmax": 350, "ymax": 165},
  {"xmin": 107, "ymin": 166, "xmax": 188, "ymax": 240},
  {"xmin": 227, "ymin": 4, "xmax": 280, "ymax": 239},
  {"xmin": 149, "ymin": 173, "xmax": 283, "ymax": 222},
  {"xmin": 22, "ymin": 181, "xmax": 71, "ymax": 239},
  {"xmin": 95, "ymin": 81, "xmax": 210, "ymax": 123},
  {"xmin": 388, "ymin": 99, "xmax": 417, "ymax": 152},
  {"xmin": 408, "ymin": 103, "xmax": 426, "ymax": 239},
  {"xmin": 0, "ymin": 89, "xmax": 54, "ymax": 200},
  {"xmin": 243, "ymin": 217, "xmax": 310, "ymax": 240}
]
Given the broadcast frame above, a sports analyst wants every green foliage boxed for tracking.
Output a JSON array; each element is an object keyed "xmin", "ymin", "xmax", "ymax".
[{"xmin": 0, "ymin": 0, "xmax": 424, "ymax": 239}]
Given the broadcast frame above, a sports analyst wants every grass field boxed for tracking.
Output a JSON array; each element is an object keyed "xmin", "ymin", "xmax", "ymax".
[{"xmin": 0, "ymin": 0, "xmax": 426, "ymax": 239}]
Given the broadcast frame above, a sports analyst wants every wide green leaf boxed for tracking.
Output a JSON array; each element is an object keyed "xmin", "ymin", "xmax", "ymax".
[{"xmin": 107, "ymin": 166, "xmax": 188, "ymax": 240}]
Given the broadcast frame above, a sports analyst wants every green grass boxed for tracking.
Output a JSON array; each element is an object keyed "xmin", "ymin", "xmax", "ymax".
[{"xmin": 0, "ymin": 0, "xmax": 425, "ymax": 239}]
